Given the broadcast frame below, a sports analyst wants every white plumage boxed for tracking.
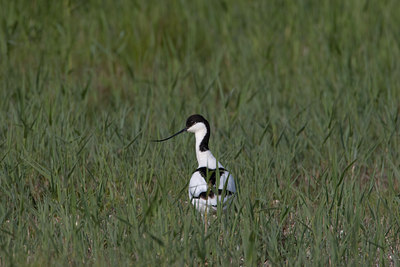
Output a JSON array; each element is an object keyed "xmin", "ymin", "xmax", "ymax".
[{"xmin": 189, "ymin": 168, "xmax": 236, "ymax": 213}]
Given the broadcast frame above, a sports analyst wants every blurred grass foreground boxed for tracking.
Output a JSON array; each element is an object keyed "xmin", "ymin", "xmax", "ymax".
[{"xmin": 1, "ymin": 0, "xmax": 400, "ymax": 265}]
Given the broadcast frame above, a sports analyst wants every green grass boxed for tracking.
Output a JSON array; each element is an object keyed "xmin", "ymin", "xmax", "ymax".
[{"xmin": 1, "ymin": 0, "xmax": 400, "ymax": 265}]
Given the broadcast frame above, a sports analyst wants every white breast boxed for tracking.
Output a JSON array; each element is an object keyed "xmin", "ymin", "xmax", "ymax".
[{"xmin": 188, "ymin": 171, "xmax": 208, "ymax": 198}]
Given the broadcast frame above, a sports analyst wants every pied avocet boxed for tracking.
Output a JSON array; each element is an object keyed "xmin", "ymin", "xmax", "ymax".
[{"xmin": 153, "ymin": 114, "xmax": 236, "ymax": 222}]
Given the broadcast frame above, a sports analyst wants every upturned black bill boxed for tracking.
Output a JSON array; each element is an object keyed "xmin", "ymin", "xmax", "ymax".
[{"xmin": 152, "ymin": 128, "xmax": 187, "ymax": 142}]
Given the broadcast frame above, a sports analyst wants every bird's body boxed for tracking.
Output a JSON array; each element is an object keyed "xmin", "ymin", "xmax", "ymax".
[
  {"xmin": 153, "ymin": 114, "xmax": 236, "ymax": 214},
  {"xmin": 189, "ymin": 166, "xmax": 235, "ymax": 213},
  {"xmin": 188, "ymin": 123, "xmax": 236, "ymax": 213}
]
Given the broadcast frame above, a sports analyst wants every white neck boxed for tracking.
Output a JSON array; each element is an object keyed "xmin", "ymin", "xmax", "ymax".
[{"xmin": 194, "ymin": 129, "xmax": 222, "ymax": 169}]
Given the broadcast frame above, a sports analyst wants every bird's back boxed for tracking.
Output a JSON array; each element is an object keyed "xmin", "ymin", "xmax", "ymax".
[{"xmin": 188, "ymin": 167, "xmax": 236, "ymax": 213}]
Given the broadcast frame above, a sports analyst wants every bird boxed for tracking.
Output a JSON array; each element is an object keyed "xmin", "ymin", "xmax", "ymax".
[{"xmin": 153, "ymin": 114, "xmax": 236, "ymax": 227}]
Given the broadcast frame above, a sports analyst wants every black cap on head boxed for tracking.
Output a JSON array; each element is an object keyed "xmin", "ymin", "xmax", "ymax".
[{"xmin": 186, "ymin": 114, "xmax": 209, "ymax": 129}]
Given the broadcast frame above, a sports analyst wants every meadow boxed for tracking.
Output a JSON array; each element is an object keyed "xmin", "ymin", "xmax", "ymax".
[{"xmin": 1, "ymin": 0, "xmax": 400, "ymax": 265}]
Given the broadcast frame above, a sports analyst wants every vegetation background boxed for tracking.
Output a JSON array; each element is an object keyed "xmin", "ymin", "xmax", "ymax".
[{"xmin": 1, "ymin": 0, "xmax": 399, "ymax": 265}]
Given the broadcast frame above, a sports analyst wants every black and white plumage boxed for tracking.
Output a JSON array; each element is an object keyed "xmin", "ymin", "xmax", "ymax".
[
  {"xmin": 189, "ymin": 166, "xmax": 236, "ymax": 213},
  {"xmin": 153, "ymin": 114, "xmax": 236, "ymax": 214}
]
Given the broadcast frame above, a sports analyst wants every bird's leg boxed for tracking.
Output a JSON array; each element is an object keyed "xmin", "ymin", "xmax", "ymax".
[
  {"xmin": 204, "ymin": 178, "xmax": 212, "ymax": 235},
  {"xmin": 204, "ymin": 208, "xmax": 208, "ymax": 234}
]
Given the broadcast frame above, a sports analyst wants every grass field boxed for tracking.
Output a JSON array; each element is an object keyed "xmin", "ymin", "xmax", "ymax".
[{"xmin": 1, "ymin": 0, "xmax": 400, "ymax": 265}]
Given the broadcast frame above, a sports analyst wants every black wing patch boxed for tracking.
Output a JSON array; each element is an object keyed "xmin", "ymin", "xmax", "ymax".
[
  {"xmin": 192, "ymin": 167, "xmax": 235, "ymax": 200},
  {"xmin": 195, "ymin": 167, "xmax": 226, "ymax": 186},
  {"xmin": 197, "ymin": 189, "xmax": 234, "ymax": 200}
]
